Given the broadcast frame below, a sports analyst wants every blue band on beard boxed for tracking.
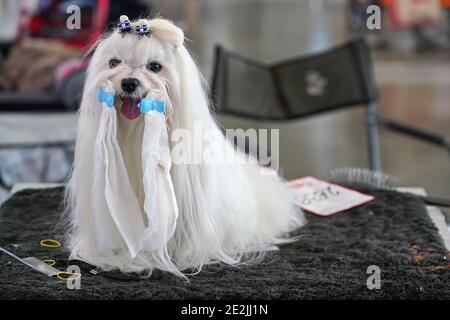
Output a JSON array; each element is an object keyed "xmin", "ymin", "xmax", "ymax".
[
  {"xmin": 98, "ymin": 88, "xmax": 115, "ymax": 108},
  {"xmin": 138, "ymin": 98, "xmax": 166, "ymax": 113}
]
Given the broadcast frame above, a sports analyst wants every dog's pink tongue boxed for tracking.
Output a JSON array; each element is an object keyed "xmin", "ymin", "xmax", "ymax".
[{"xmin": 121, "ymin": 98, "xmax": 141, "ymax": 120}]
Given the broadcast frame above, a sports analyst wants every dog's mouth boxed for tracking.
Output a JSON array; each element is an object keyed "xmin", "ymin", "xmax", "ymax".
[{"xmin": 120, "ymin": 97, "xmax": 141, "ymax": 120}]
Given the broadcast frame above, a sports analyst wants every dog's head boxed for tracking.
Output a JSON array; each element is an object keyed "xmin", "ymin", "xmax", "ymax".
[{"xmin": 85, "ymin": 17, "xmax": 185, "ymax": 121}]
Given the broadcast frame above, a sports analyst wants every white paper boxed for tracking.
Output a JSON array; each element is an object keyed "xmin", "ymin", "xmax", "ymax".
[{"xmin": 287, "ymin": 176, "xmax": 374, "ymax": 216}]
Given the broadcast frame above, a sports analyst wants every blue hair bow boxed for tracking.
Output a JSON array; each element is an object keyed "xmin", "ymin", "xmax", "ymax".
[
  {"xmin": 98, "ymin": 88, "xmax": 115, "ymax": 108},
  {"xmin": 136, "ymin": 24, "xmax": 152, "ymax": 40},
  {"xmin": 117, "ymin": 19, "xmax": 132, "ymax": 37},
  {"xmin": 138, "ymin": 98, "xmax": 166, "ymax": 113}
]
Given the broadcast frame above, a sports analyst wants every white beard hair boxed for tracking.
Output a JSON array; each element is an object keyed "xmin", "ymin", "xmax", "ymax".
[{"xmin": 65, "ymin": 18, "xmax": 305, "ymax": 279}]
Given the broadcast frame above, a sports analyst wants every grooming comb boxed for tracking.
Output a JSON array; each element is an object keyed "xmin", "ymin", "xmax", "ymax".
[{"xmin": 330, "ymin": 167, "xmax": 450, "ymax": 208}]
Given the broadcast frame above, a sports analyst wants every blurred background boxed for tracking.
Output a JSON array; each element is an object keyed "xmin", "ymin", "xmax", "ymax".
[{"xmin": 0, "ymin": 0, "xmax": 448, "ymax": 220}]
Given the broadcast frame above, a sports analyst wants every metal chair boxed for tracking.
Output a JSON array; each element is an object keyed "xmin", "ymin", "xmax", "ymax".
[{"xmin": 211, "ymin": 38, "xmax": 449, "ymax": 172}]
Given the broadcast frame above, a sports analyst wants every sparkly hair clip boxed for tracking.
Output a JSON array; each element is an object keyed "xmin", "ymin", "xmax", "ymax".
[
  {"xmin": 117, "ymin": 15, "xmax": 133, "ymax": 37},
  {"xmin": 136, "ymin": 24, "xmax": 152, "ymax": 40}
]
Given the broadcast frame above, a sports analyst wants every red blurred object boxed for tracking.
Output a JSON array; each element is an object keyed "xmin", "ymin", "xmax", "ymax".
[
  {"xmin": 381, "ymin": 0, "xmax": 450, "ymax": 7},
  {"xmin": 18, "ymin": 0, "xmax": 110, "ymax": 50},
  {"xmin": 387, "ymin": 0, "xmax": 444, "ymax": 27}
]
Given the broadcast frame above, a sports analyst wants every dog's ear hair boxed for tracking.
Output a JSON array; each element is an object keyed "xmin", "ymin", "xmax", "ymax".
[
  {"xmin": 147, "ymin": 18, "xmax": 184, "ymax": 48},
  {"xmin": 83, "ymin": 31, "xmax": 113, "ymax": 60}
]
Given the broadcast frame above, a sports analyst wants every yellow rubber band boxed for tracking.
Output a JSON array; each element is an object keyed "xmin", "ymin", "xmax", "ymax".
[
  {"xmin": 56, "ymin": 271, "xmax": 81, "ymax": 281},
  {"xmin": 40, "ymin": 239, "xmax": 61, "ymax": 248},
  {"xmin": 42, "ymin": 259, "xmax": 56, "ymax": 266}
]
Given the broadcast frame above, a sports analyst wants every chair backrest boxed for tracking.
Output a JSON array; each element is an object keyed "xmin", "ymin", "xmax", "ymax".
[{"xmin": 211, "ymin": 38, "xmax": 379, "ymax": 121}]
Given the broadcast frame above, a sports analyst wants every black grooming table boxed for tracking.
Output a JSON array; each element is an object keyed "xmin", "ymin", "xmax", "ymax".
[{"xmin": 0, "ymin": 187, "xmax": 449, "ymax": 299}]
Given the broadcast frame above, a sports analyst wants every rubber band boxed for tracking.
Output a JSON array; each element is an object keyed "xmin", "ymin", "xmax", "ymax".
[
  {"xmin": 42, "ymin": 259, "xmax": 56, "ymax": 266},
  {"xmin": 40, "ymin": 239, "xmax": 61, "ymax": 248},
  {"xmin": 56, "ymin": 271, "xmax": 81, "ymax": 281}
]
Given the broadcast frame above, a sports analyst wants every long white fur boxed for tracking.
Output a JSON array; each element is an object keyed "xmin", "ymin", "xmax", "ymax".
[{"xmin": 67, "ymin": 17, "xmax": 305, "ymax": 278}]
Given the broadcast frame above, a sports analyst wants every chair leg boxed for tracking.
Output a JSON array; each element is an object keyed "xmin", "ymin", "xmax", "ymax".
[
  {"xmin": 60, "ymin": 147, "xmax": 74, "ymax": 183},
  {"xmin": 365, "ymin": 102, "xmax": 381, "ymax": 172},
  {"xmin": 0, "ymin": 170, "xmax": 12, "ymax": 190}
]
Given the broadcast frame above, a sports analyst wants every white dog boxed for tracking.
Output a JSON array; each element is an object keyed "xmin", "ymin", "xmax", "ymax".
[{"xmin": 67, "ymin": 16, "xmax": 304, "ymax": 278}]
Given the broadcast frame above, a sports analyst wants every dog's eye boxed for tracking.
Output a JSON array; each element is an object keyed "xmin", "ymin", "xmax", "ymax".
[
  {"xmin": 109, "ymin": 58, "xmax": 122, "ymax": 69},
  {"xmin": 147, "ymin": 61, "xmax": 162, "ymax": 73}
]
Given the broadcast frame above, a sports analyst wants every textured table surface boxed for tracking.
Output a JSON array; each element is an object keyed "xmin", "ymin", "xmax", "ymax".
[{"xmin": 0, "ymin": 187, "xmax": 449, "ymax": 299}]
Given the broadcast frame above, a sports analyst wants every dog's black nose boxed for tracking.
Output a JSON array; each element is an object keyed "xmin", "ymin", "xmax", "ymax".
[{"xmin": 121, "ymin": 78, "xmax": 140, "ymax": 93}]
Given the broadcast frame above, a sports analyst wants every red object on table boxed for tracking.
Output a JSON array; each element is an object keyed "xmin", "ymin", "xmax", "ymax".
[{"xmin": 388, "ymin": 0, "xmax": 444, "ymax": 27}]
